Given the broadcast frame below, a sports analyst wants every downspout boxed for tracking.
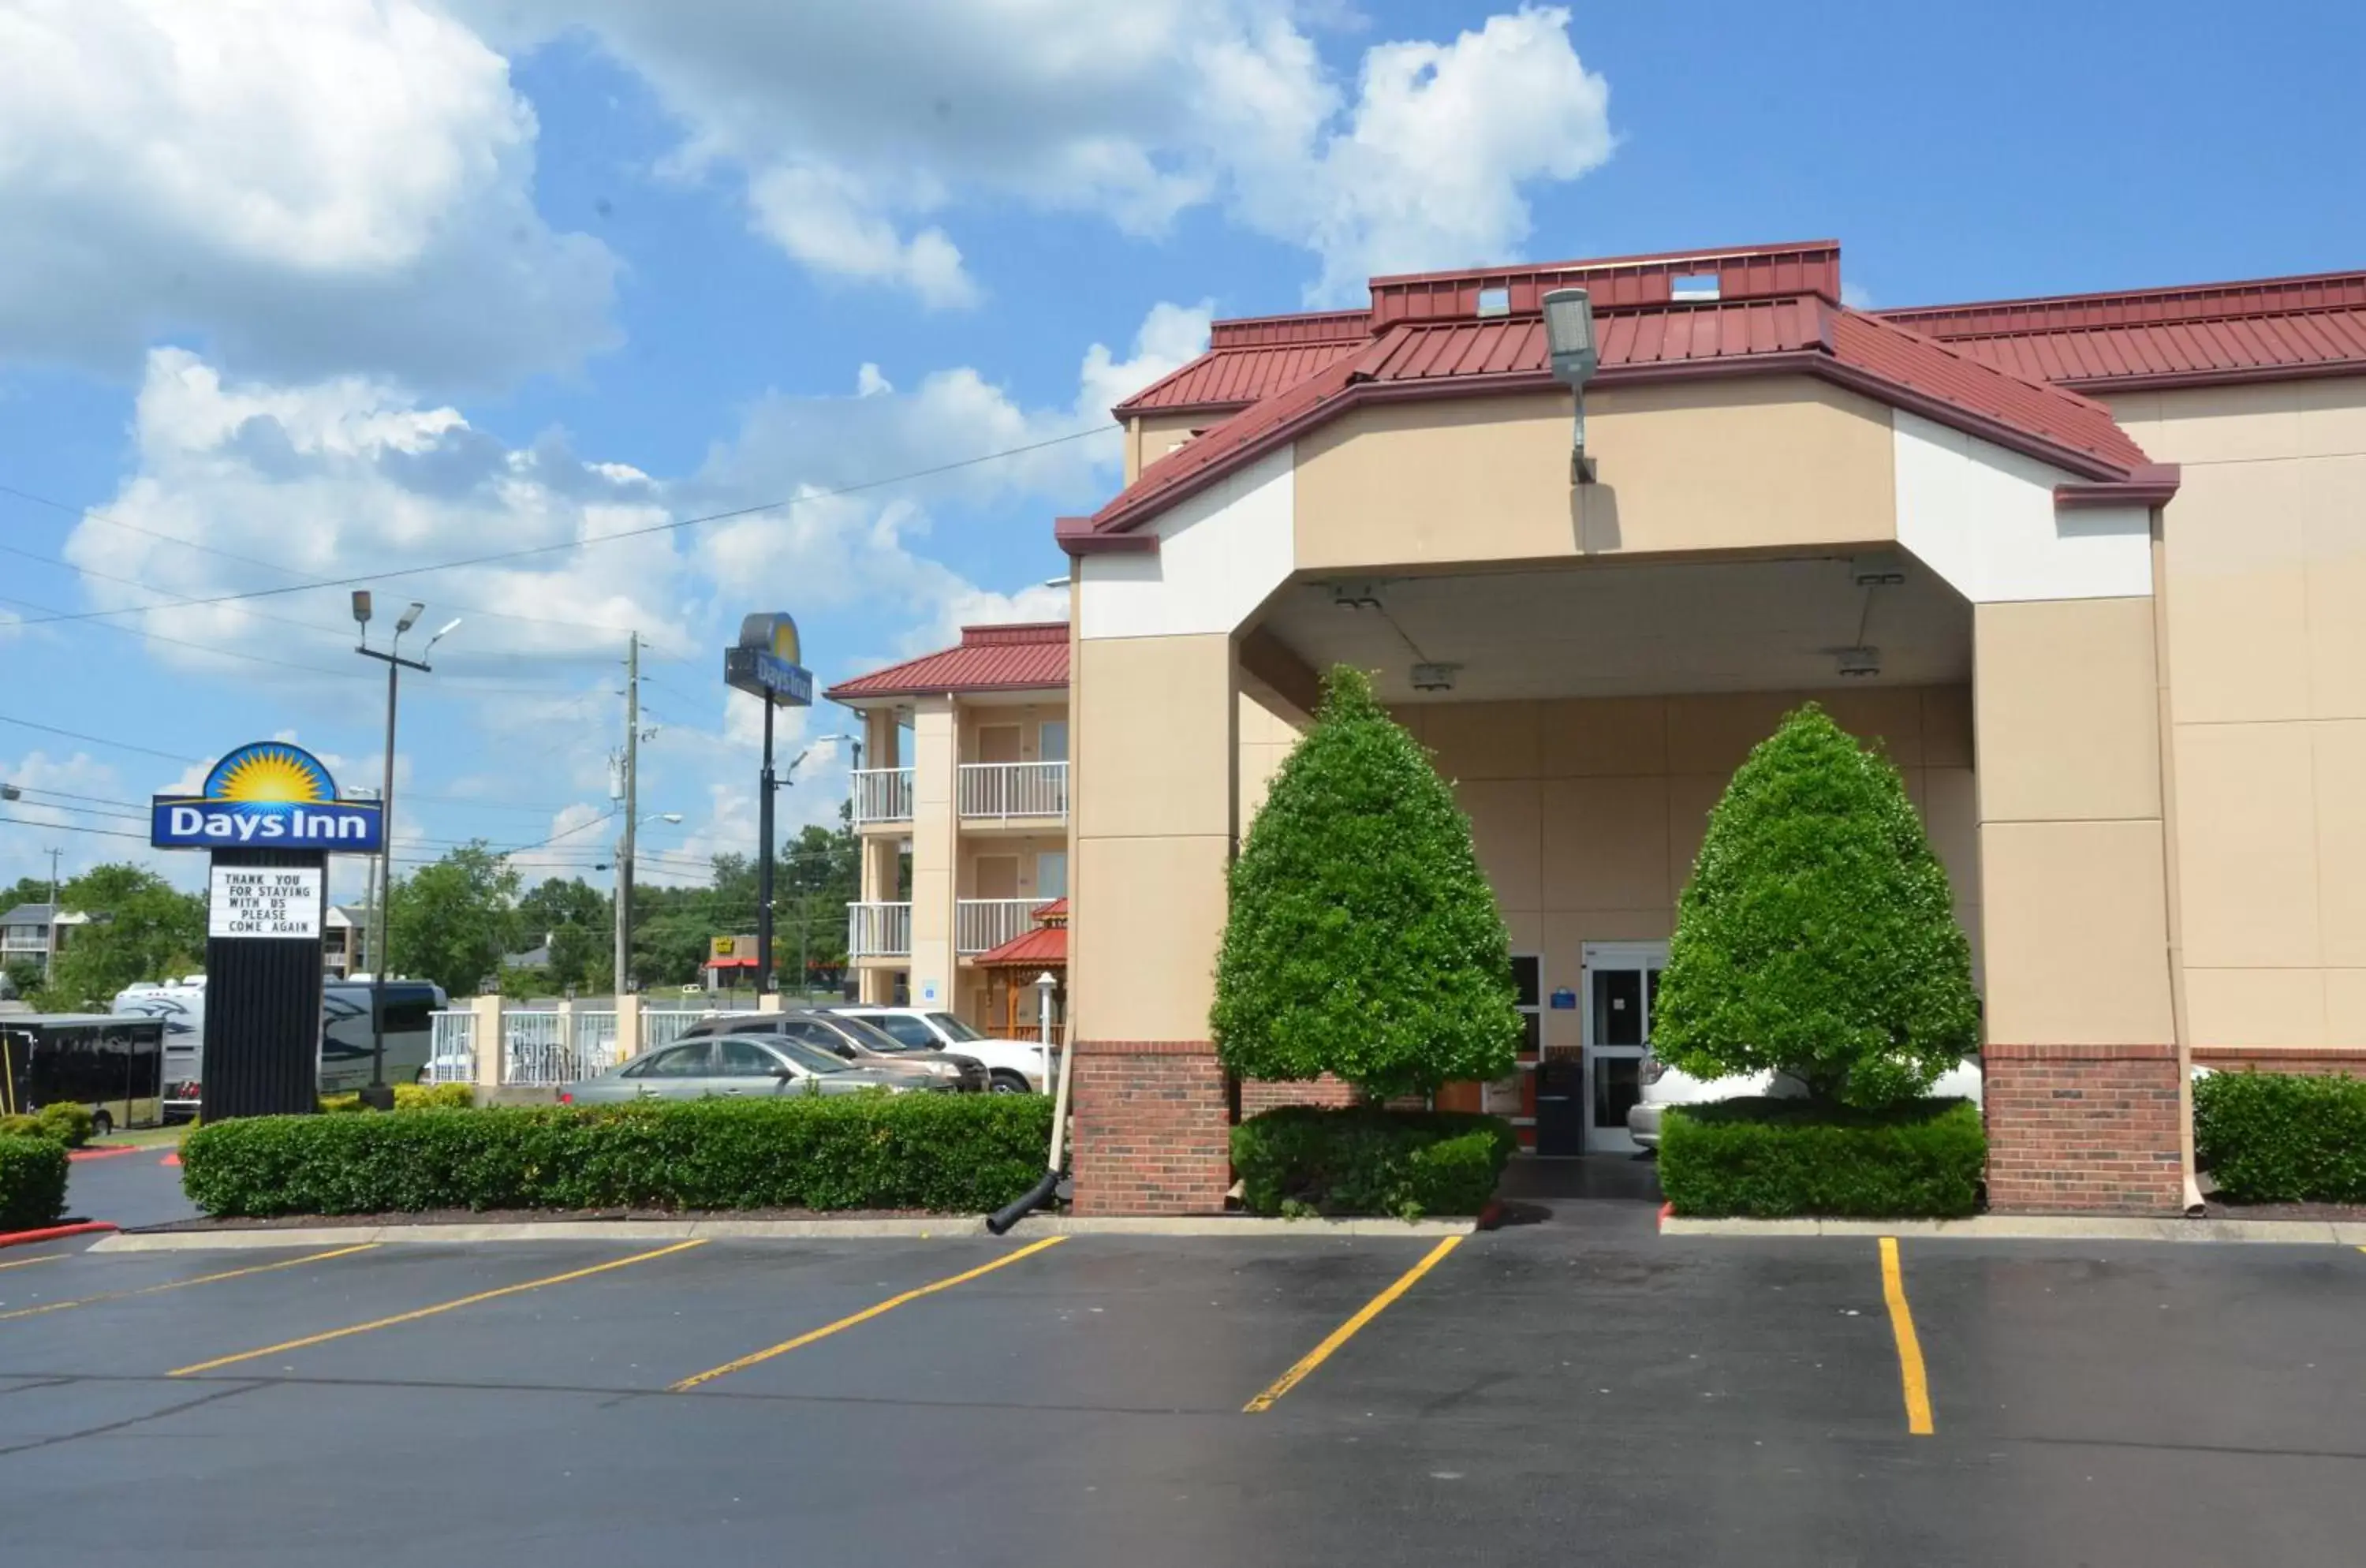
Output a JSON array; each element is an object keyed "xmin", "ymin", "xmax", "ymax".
[{"xmin": 2150, "ymin": 526, "xmax": 2206, "ymax": 1218}]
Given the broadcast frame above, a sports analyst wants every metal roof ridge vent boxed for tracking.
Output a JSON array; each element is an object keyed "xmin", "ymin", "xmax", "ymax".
[{"xmin": 1670, "ymin": 273, "xmax": 1722, "ymax": 303}]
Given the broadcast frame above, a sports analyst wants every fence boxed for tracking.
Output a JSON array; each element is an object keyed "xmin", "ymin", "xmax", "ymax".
[
  {"xmin": 850, "ymin": 767, "xmax": 915, "ymax": 825},
  {"xmin": 428, "ymin": 1010, "xmax": 476, "ymax": 1085},
  {"xmin": 644, "ymin": 1007, "xmax": 706, "ymax": 1051},
  {"xmin": 956, "ymin": 898, "xmax": 1039, "ymax": 956}
]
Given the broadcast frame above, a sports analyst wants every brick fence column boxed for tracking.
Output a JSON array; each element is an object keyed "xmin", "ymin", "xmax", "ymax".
[
  {"xmin": 1983, "ymin": 1043, "xmax": 2183, "ymax": 1214},
  {"xmin": 1069, "ymin": 1040, "xmax": 1230, "ymax": 1216}
]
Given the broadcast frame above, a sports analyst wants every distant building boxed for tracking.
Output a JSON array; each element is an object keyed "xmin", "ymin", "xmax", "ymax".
[{"xmin": 0, "ymin": 903, "xmax": 88, "ymax": 977}]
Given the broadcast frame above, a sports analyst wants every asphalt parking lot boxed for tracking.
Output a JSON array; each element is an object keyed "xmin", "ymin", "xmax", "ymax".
[{"xmin": 2, "ymin": 1193, "xmax": 2364, "ymax": 1567}]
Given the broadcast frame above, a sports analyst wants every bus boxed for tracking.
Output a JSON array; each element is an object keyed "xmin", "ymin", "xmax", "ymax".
[
  {"xmin": 112, "ymin": 977, "xmax": 447, "ymax": 1116},
  {"xmin": 0, "ymin": 1014, "xmax": 167, "ymax": 1135}
]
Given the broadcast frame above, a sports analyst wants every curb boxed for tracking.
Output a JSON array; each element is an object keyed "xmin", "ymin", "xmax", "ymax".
[
  {"xmin": 0, "ymin": 1221, "xmax": 120, "ymax": 1251},
  {"xmin": 67, "ymin": 1146, "xmax": 147, "ymax": 1163},
  {"xmin": 89, "ymin": 1212, "xmax": 1479, "ymax": 1252},
  {"xmin": 1659, "ymin": 1214, "xmax": 2366, "ymax": 1244}
]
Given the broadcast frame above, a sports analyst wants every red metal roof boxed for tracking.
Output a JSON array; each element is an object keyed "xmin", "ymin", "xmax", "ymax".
[
  {"xmin": 1077, "ymin": 288, "xmax": 2152, "ymax": 543},
  {"xmin": 1876, "ymin": 269, "xmax": 2366, "ymax": 391},
  {"xmin": 1114, "ymin": 335, "xmax": 1368, "ymax": 416},
  {"xmin": 824, "ymin": 622, "xmax": 1068, "ymax": 703},
  {"xmin": 1367, "ymin": 240, "xmax": 1842, "ymax": 326},
  {"xmin": 970, "ymin": 921, "xmax": 1066, "ymax": 969}
]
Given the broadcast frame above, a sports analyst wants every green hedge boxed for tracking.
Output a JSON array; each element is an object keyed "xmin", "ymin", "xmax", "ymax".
[
  {"xmin": 0, "ymin": 1134, "xmax": 69, "ymax": 1231},
  {"xmin": 1231, "ymin": 1106, "xmax": 1517, "ymax": 1219},
  {"xmin": 2194, "ymin": 1070, "xmax": 2366, "ymax": 1204},
  {"xmin": 1659, "ymin": 1098, "xmax": 1985, "ymax": 1218},
  {"xmin": 319, "ymin": 1084, "xmax": 476, "ymax": 1114},
  {"xmin": 179, "ymin": 1096, "xmax": 1054, "ymax": 1218},
  {"xmin": 0, "ymin": 1103, "xmax": 95, "ymax": 1148}
]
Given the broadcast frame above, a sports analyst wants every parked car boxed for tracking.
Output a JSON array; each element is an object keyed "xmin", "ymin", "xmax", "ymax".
[
  {"xmin": 1625, "ymin": 1055, "xmax": 1985, "ymax": 1151},
  {"xmin": 828, "ymin": 1006, "xmax": 1054, "ymax": 1093},
  {"xmin": 562, "ymin": 1035, "xmax": 931, "ymax": 1104},
  {"xmin": 673, "ymin": 1008, "xmax": 988, "ymax": 1092}
]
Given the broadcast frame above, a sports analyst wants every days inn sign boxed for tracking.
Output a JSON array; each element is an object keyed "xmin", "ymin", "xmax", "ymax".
[{"xmin": 151, "ymin": 741, "xmax": 385, "ymax": 853}]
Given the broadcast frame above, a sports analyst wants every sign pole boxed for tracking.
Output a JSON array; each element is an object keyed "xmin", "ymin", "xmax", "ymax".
[
  {"xmin": 757, "ymin": 700, "xmax": 776, "ymax": 998},
  {"xmin": 725, "ymin": 612, "xmax": 813, "ymax": 1002}
]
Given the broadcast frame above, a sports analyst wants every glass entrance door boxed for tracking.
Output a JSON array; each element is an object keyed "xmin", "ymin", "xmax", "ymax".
[{"xmin": 1581, "ymin": 942, "xmax": 1666, "ymax": 1153}]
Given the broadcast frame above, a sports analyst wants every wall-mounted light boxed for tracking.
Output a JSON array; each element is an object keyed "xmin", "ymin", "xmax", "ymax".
[
  {"xmin": 1850, "ymin": 553, "xmax": 1908, "ymax": 588},
  {"xmin": 1543, "ymin": 287, "xmax": 1600, "ymax": 484},
  {"xmin": 1330, "ymin": 581, "xmax": 1382, "ymax": 611},
  {"xmin": 1835, "ymin": 647, "xmax": 1881, "ymax": 679}
]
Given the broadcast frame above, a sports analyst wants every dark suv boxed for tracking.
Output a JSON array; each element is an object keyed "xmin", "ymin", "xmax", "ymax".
[{"xmin": 675, "ymin": 1009, "xmax": 988, "ymax": 1092}]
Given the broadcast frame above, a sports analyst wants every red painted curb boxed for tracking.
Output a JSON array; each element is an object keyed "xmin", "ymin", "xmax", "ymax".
[
  {"xmin": 1475, "ymin": 1198, "xmax": 1506, "ymax": 1231},
  {"xmin": 67, "ymin": 1145, "xmax": 146, "ymax": 1163},
  {"xmin": 0, "ymin": 1221, "xmax": 118, "ymax": 1251},
  {"xmin": 160, "ymin": 1153, "xmax": 181, "ymax": 1168},
  {"xmin": 1657, "ymin": 1200, "xmax": 1674, "ymax": 1232}
]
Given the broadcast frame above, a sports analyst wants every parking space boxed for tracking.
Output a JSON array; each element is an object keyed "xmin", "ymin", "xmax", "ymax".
[{"xmin": 1, "ymin": 1220, "xmax": 2364, "ymax": 1565}]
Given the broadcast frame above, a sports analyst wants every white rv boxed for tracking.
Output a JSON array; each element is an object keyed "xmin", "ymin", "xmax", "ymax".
[{"xmin": 112, "ymin": 976, "xmax": 446, "ymax": 1115}]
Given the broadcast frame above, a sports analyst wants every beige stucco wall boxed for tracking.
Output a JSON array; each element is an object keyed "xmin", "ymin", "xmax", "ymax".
[
  {"xmin": 1070, "ymin": 633, "xmax": 1234, "ymax": 1043},
  {"xmin": 1238, "ymin": 670, "xmax": 1311, "ymax": 827},
  {"xmin": 1376, "ymin": 685, "xmax": 1977, "ymax": 1054},
  {"xmin": 957, "ymin": 700, "xmax": 1068, "ymax": 763},
  {"xmin": 1290, "ymin": 376, "xmax": 1898, "ymax": 573},
  {"xmin": 1125, "ymin": 413, "xmax": 1209, "ymax": 484},
  {"xmin": 907, "ymin": 698, "xmax": 957, "ymax": 1012},
  {"xmin": 1972, "ymin": 596, "xmax": 2177, "ymax": 1046},
  {"xmin": 2111, "ymin": 378, "xmax": 2366, "ymax": 1050}
]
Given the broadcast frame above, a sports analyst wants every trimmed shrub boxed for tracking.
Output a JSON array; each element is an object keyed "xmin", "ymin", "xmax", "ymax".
[
  {"xmin": 36, "ymin": 1103, "xmax": 96, "ymax": 1148},
  {"xmin": 2194, "ymin": 1070, "xmax": 2366, "ymax": 1204},
  {"xmin": 1654, "ymin": 704, "xmax": 1978, "ymax": 1108},
  {"xmin": 1212, "ymin": 666, "xmax": 1521, "ymax": 1101},
  {"xmin": 0, "ymin": 1134, "xmax": 69, "ymax": 1231},
  {"xmin": 1231, "ymin": 1106, "xmax": 1517, "ymax": 1219},
  {"xmin": 179, "ymin": 1095, "xmax": 1054, "ymax": 1218},
  {"xmin": 1659, "ymin": 1098, "xmax": 1985, "ymax": 1219},
  {"xmin": 319, "ymin": 1084, "xmax": 476, "ymax": 1114}
]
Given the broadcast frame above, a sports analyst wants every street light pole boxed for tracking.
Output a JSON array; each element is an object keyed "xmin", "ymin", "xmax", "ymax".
[{"xmin": 353, "ymin": 595, "xmax": 458, "ymax": 1111}]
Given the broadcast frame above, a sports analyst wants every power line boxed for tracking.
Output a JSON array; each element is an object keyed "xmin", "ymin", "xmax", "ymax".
[
  {"xmin": 3, "ymin": 422, "xmax": 1114, "ymax": 629},
  {"xmin": 0, "ymin": 713, "xmax": 195, "ymax": 763}
]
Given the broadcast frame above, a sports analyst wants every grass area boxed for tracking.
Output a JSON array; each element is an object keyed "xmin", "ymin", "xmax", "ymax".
[{"xmin": 91, "ymin": 1124, "xmax": 190, "ymax": 1151}]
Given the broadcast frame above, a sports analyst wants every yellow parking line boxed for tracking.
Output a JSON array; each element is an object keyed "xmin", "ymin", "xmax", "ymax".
[
  {"xmin": 1244, "ymin": 1235, "xmax": 1462, "ymax": 1413},
  {"xmin": 1879, "ymin": 1236, "xmax": 1934, "ymax": 1435},
  {"xmin": 0, "ymin": 1253, "xmax": 66, "ymax": 1274},
  {"xmin": 670, "ymin": 1235, "xmax": 1067, "ymax": 1391},
  {"xmin": 170, "ymin": 1240, "xmax": 703, "ymax": 1376},
  {"xmin": 0, "ymin": 1245, "xmax": 377, "ymax": 1323}
]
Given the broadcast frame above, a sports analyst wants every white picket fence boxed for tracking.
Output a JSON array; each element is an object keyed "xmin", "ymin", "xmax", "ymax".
[
  {"xmin": 428, "ymin": 1010, "xmax": 476, "ymax": 1085},
  {"xmin": 434, "ymin": 1003, "xmax": 756, "ymax": 1087}
]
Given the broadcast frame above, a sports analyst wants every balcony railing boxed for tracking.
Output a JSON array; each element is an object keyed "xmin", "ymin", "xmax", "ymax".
[
  {"xmin": 848, "ymin": 901, "xmax": 912, "ymax": 959},
  {"xmin": 957, "ymin": 760, "xmax": 1068, "ymax": 820},
  {"xmin": 850, "ymin": 767, "xmax": 915, "ymax": 826},
  {"xmin": 957, "ymin": 898, "xmax": 1040, "ymax": 956}
]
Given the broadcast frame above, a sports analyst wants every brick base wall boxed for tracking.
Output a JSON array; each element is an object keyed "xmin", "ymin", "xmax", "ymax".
[
  {"xmin": 2194, "ymin": 1048, "xmax": 2366, "ymax": 1078},
  {"xmin": 1984, "ymin": 1043, "xmax": 2183, "ymax": 1215},
  {"xmin": 1070, "ymin": 1040, "xmax": 1231, "ymax": 1216},
  {"xmin": 1240, "ymin": 1074, "xmax": 1360, "ymax": 1116}
]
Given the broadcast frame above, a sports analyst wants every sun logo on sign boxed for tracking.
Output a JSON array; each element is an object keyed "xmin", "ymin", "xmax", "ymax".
[{"xmin": 203, "ymin": 744, "xmax": 335, "ymax": 805}]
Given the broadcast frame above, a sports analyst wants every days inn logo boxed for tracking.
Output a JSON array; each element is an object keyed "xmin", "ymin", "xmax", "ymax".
[
  {"xmin": 151, "ymin": 741, "xmax": 385, "ymax": 852},
  {"xmin": 723, "ymin": 610, "xmax": 814, "ymax": 708}
]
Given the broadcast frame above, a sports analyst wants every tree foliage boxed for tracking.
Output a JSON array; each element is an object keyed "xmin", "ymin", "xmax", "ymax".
[
  {"xmin": 36, "ymin": 864, "xmax": 205, "ymax": 1010},
  {"xmin": 1211, "ymin": 666, "xmax": 1521, "ymax": 1101},
  {"xmin": 386, "ymin": 842, "xmax": 521, "ymax": 998},
  {"xmin": 1651, "ymin": 704, "xmax": 1978, "ymax": 1108}
]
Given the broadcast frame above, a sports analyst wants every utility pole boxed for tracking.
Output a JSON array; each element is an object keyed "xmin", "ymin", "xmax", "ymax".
[
  {"xmin": 43, "ymin": 846, "xmax": 62, "ymax": 981},
  {"xmin": 614, "ymin": 632, "xmax": 639, "ymax": 1002}
]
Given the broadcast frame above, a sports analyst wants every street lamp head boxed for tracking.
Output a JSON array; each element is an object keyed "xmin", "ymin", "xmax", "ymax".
[
  {"xmin": 351, "ymin": 590, "xmax": 373, "ymax": 627},
  {"xmin": 1033, "ymin": 970, "xmax": 1058, "ymax": 992},
  {"xmin": 425, "ymin": 617, "xmax": 462, "ymax": 653},
  {"xmin": 396, "ymin": 601, "xmax": 427, "ymax": 635},
  {"xmin": 655, "ymin": 812, "xmax": 683, "ymax": 824}
]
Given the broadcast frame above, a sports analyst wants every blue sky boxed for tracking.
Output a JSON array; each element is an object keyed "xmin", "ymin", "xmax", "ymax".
[{"xmin": 2, "ymin": 0, "xmax": 2360, "ymax": 899}]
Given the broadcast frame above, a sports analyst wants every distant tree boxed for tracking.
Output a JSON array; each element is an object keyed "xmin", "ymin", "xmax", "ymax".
[
  {"xmin": 516, "ymin": 877, "xmax": 610, "ymax": 993},
  {"xmin": 1211, "ymin": 666, "xmax": 1521, "ymax": 1101},
  {"xmin": 0, "ymin": 875, "xmax": 58, "ymax": 913},
  {"xmin": 778, "ymin": 821, "xmax": 860, "ymax": 991},
  {"xmin": 37, "ymin": 863, "xmax": 206, "ymax": 1010},
  {"xmin": 1651, "ymin": 704, "xmax": 1979, "ymax": 1107},
  {"xmin": 386, "ymin": 843, "xmax": 521, "ymax": 999}
]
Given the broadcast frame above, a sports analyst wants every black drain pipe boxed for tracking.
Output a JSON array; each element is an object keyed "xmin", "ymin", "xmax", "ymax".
[{"xmin": 987, "ymin": 1032, "xmax": 1075, "ymax": 1235}]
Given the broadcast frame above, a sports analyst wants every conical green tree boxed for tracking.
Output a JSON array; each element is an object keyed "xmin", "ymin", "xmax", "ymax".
[
  {"xmin": 1211, "ymin": 666, "xmax": 1521, "ymax": 1100},
  {"xmin": 1652, "ymin": 704, "xmax": 1979, "ymax": 1107}
]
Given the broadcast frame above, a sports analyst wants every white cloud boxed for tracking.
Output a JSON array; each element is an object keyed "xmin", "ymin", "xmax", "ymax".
[
  {"xmin": 47, "ymin": 301, "xmax": 1196, "ymax": 892},
  {"xmin": 0, "ymin": 0, "xmax": 615, "ymax": 386},
  {"xmin": 465, "ymin": 2, "xmax": 1612, "ymax": 306}
]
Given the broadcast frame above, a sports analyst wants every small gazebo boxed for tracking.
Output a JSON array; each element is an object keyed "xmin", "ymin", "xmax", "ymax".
[{"xmin": 971, "ymin": 898, "xmax": 1066, "ymax": 1042}]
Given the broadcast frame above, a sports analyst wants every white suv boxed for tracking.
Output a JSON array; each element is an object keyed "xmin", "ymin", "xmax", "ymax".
[{"xmin": 829, "ymin": 1007, "xmax": 1055, "ymax": 1093}]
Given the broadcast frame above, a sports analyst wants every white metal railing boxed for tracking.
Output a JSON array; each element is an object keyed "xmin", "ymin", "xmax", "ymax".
[
  {"xmin": 499, "ymin": 1009, "xmax": 614, "ymax": 1087},
  {"xmin": 573, "ymin": 1009, "xmax": 618, "ymax": 1074},
  {"xmin": 957, "ymin": 760, "xmax": 1067, "ymax": 819},
  {"xmin": 849, "ymin": 902, "xmax": 912, "ymax": 958},
  {"xmin": 428, "ymin": 1010, "xmax": 476, "ymax": 1084},
  {"xmin": 644, "ymin": 1008, "xmax": 705, "ymax": 1051},
  {"xmin": 957, "ymin": 898, "xmax": 1039, "ymax": 956},
  {"xmin": 850, "ymin": 767, "xmax": 916, "ymax": 826}
]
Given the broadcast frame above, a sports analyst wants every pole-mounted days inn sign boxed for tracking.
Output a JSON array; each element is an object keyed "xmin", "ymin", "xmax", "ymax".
[{"xmin": 150, "ymin": 742, "xmax": 385, "ymax": 853}]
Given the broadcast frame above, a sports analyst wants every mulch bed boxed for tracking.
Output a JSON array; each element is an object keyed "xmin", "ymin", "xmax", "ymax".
[
  {"xmin": 2202, "ymin": 1199, "xmax": 2366, "ymax": 1223},
  {"xmin": 134, "ymin": 1207, "xmax": 951, "ymax": 1232}
]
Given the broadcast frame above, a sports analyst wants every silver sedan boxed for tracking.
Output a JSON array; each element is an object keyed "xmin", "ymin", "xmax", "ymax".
[{"xmin": 563, "ymin": 1035, "xmax": 925, "ymax": 1104}]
